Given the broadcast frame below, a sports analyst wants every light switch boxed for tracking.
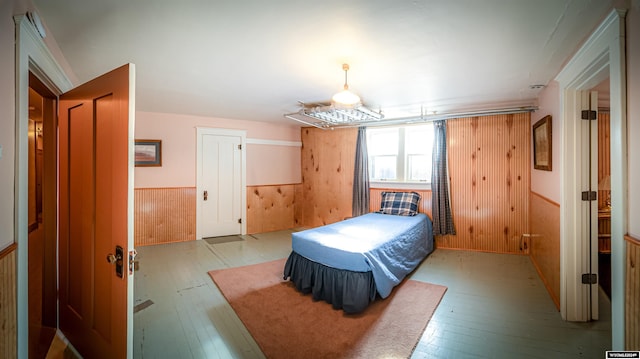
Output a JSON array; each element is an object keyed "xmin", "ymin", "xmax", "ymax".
[{"xmin": 0, "ymin": 144, "xmax": 3, "ymax": 159}]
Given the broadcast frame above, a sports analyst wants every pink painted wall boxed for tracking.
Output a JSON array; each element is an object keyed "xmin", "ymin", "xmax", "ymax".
[
  {"xmin": 246, "ymin": 143, "xmax": 300, "ymax": 186},
  {"xmin": 1, "ymin": 0, "xmax": 36, "ymax": 249},
  {"xmin": 134, "ymin": 111, "xmax": 301, "ymax": 188},
  {"xmin": 1, "ymin": 0, "xmax": 79, "ymax": 251},
  {"xmin": 531, "ymin": 80, "xmax": 561, "ymax": 203},
  {"xmin": 0, "ymin": 1, "xmax": 18, "ymax": 249}
]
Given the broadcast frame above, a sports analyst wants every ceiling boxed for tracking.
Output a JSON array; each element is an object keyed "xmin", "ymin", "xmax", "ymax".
[{"xmin": 32, "ymin": 0, "xmax": 614, "ymax": 126}]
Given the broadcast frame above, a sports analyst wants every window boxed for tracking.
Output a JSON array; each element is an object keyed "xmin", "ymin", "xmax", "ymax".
[{"xmin": 367, "ymin": 124, "xmax": 434, "ymax": 184}]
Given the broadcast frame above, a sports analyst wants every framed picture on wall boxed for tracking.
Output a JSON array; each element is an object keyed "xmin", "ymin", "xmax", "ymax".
[
  {"xmin": 135, "ymin": 139, "xmax": 162, "ymax": 167},
  {"xmin": 533, "ymin": 115, "xmax": 552, "ymax": 171}
]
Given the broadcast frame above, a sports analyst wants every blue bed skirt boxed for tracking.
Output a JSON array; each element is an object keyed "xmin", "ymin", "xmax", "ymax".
[{"xmin": 283, "ymin": 251, "xmax": 377, "ymax": 314}]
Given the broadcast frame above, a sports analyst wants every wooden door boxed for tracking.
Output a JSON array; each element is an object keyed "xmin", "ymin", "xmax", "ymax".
[
  {"xmin": 197, "ymin": 129, "xmax": 243, "ymax": 238},
  {"xmin": 58, "ymin": 64, "xmax": 134, "ymax": 358}
]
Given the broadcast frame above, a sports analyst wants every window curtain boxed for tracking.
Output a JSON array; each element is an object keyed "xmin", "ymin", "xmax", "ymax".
[
  {"xmin": 352, "ymin": 127, "xmax": 370, "ymax": 217},
  {"xmin": 431, "ymin": 120, "xmax": 456, "ymax": 235}
]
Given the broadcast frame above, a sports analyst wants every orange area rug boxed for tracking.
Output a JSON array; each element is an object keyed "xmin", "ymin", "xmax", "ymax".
[{"xmin": 208, "ymin": 258, "xmax": 446, "ymax": 358}]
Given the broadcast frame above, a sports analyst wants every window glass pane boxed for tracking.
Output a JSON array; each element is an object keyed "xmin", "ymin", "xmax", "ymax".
[
  {"xmin": 367, "ymin": 124, "xmax": 434, "ymax": 184},
  {"xmin": 368, "ymin": 128, "xmax": 398, "ymax": 156},
  {"xmin": 406, "ymin": 127, "xmax": 429, "ymax": 154},
  {"xmin": 371, "ymin": 155, "xmax": 396, "ymax": 180},
  {"xmin": 405, "ymin": 125, "xmax": 433, "ymax": 182},
  {"xmin": 407, "ymin": 154, "xmax": 431, "ymax": 181}
]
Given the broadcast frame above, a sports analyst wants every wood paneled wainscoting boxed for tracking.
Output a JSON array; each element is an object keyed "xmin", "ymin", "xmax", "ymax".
[
  {"xmin": 247, "ymin": 184, "xmax": 301, "ymax": 234},
  {"xmin": 134, "ymin": 187, "xmax": 196, "ymax": 246},
  {"xmin": 626, "ymin": 234, "xmax": 640, "ymax": 350},
  {"xmin": 0, "ymin": 243, "xmax": 17, "ymax": 359},
  {"xmin": 135, "ymin": 186, "xmax": 305, "ymax": 242},
  {"xmin": 529, "ymin": 192, "xmax": 561, "ymax": 309}
]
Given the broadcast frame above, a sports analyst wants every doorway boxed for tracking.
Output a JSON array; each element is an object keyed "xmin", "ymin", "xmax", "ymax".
[
  {"xmin": 555, "ymin": 8, "xmax": 626, "ymax": 348},
  {"xmin": 597, "ymin": 108, "xmax": 611, "ymax": 297},
  {"xmin": 594, "ymin": 77, "xmax": 612, "ymax": 300},
  {"xmin": 27, "ymin": 74, "xmax": 58, "ymax": 358},
  {"xmin": 16, "ymin": 16, "xmax": 136, "ymax": 358}
]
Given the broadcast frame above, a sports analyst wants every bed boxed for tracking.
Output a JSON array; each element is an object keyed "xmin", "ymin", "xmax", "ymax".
[{"xmin": 283, "ymin": 191, "xmax": 434, "ymax": 313}]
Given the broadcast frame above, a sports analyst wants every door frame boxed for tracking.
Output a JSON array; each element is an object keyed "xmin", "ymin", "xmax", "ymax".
[
  {"xmin": 15, "ymin": 15, "xmax": 73, "ymax": 358},
  {"xmin": 195, "ymin": 127, "xmax": 247, "ymax": 239},
  {"xmin": 28, "ymin": 73, "xmax": 59, "ymax": 353},
  {"xmin": 555, "ymin": 8, "xmax": 626, "ymax": 348}
]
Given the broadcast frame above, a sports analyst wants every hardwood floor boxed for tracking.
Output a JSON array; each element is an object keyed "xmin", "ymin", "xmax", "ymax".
[
  {"xmin": 134, "ymin": 230, "xmax": 611, "ymax": 359},
  {"xmin": 134, "ymin": 231, "xmax": 293, "ymax": 358},
  {"xmin": 411, "ymin": 250, "xmax": 611, "ymax": 358}
]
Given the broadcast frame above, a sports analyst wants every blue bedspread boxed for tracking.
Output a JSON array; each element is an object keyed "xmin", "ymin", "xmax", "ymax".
[{"xmin": 291, "ymin": 212, "xmax": 433, "ymax": 298}]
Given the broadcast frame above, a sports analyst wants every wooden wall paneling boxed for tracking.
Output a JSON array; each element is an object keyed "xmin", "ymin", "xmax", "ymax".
[
  {"xmin": 626, "ymin": 235, "xmax": 640, "ymax": 350},
  {"xmin": 134, "ymin": 187, "xmax": 196, "ymax": 246},
  {"xmin": 0, "ymin": 244, "xmax": 17, "ymax": 359},
  {"xmin": 246, "ymin": 185, "xmax": 296, "ymax": 234},
  {"xmin": 300, "ymin": 127, "xmax": 357, "ymax": 227},
  {"xmin": 505, "ymin": 113, "xmax": 531, "ymax": 253},
  {"xmin": 246, "ymin": 186, "xmax": 261, "ymax": 234},
  {"xmin": 441, "ymin": 114, "xmax": 530, "ymax": 253},
  {"xmin": 300, "ymin": 113, "xmax": 530, "ymax": 253},
  {"xmin": 529, "ymin": 192, "xmax": 561, "ymax": 309},
  {"xmin": 300, "ymin": 127, "xmax": 315, "ymax": 227},
  {"xmin": 294, "ymin": 184, "xmax": 304, "ymax": 227}
]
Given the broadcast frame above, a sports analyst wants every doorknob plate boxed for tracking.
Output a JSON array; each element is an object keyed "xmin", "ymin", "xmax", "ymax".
[{"xmin": 107, "ymin": 245, "xmax": 124, "ymax": 278}]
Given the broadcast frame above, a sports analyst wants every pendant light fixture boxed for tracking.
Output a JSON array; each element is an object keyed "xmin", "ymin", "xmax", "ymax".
[
  {"xmin": 332, "ymin": 63, "xmax": 361, "ymax": 106},
  {"xmin": 284, "ymin": 63, "xmax": 385, "ymax": 128}
]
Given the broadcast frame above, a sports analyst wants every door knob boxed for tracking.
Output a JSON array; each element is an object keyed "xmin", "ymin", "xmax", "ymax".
[
  {"xmin": 106, "ymin": 253, "xmax": 121, "ymax": 264},
  {"xmin": 107, "ymin": 246, "xmax": 124, "ymax": 278}
]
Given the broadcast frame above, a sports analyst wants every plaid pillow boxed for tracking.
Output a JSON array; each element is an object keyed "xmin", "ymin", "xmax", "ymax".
[{"xmin": 378, "ymin": 191, "xmax": 420, "ymax": 216}]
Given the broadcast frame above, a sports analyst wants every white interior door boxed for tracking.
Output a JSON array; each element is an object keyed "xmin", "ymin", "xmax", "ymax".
[
  {"xmin": 197, "ymin": 128, "xmax": 245, "ymax": 238},
  {"xmin": 579, "ymin": 90, "xmax": 599, "ymax": 321},
  {"xmin": 588, "ymin": 91, "xmax": 599, "ymax": 320}
]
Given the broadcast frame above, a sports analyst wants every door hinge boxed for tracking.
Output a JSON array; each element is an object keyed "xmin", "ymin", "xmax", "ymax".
[
  {"xmin": 581, "ymin": 110, "xmax": 597, "ymax": 120},
  {"xmin": 581, "ymin": 191, "xmax": 597, "ymax": 201},
  {"xmin": 582, "ymin": 273, "xmax": 597, "ymax": 284},
  {"xmin": 238, "ymin": 144, "xmax": 242, "ymax": 150},
  {"xmin": 238, "ymin": 218, "xmax": 242, "ymax": 224}
]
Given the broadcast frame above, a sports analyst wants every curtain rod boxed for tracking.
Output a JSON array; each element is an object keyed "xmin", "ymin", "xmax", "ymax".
[{"xmin": 285, "ymin": 105, "xmax": 538, "ymax": 129}]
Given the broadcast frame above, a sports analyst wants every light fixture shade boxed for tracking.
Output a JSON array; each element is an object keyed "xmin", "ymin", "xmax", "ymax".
[
  {"xmin": 332, "ymin": 63, "xmax": 361, "ymax": 106},
  {"xmin": 332, "ymin": 89, "xmax": 361, "ymax": 106}
]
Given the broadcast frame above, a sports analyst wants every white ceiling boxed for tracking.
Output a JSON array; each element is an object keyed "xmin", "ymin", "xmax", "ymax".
[{"xmin": 32, "ymin": 0, "xmax": 614, "ymax": 126}]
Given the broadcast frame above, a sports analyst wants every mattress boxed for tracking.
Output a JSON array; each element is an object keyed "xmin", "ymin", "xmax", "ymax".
[{"xmin": 290, "ymin": 212, "xmax": 433, "ymax": 298}]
